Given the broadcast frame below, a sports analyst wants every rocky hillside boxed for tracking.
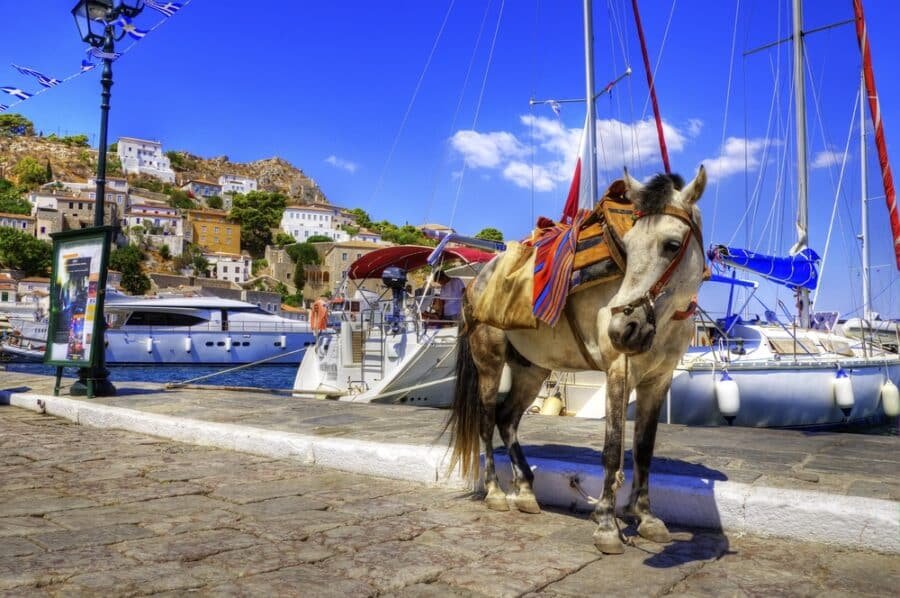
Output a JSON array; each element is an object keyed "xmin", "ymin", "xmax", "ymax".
[{"xmin": 0, "ymin": 134, "xmax": 328, "ymax": 204}]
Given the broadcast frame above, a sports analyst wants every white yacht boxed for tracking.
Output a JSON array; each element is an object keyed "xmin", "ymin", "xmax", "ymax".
[
  {"xmin": 293, "ymin": 244, "xmax": 495, "ymax": 406},
  {"xmin": 102, "ymin": 296, "xmax": 316, "ymax": 365}
]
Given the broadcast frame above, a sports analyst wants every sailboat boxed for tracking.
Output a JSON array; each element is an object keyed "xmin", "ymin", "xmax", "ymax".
[{"xmin": 543, "ymin": 0, "xmax": 900, "ymax": 428}]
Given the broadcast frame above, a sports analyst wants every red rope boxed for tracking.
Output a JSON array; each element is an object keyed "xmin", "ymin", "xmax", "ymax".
[
  {"xmin": 631, "ymin": 0, "xmax": 670, "ymax": 174},
  {"xmin": 854, "ymin": 0, "xmax": 900, "ymax": 270}
]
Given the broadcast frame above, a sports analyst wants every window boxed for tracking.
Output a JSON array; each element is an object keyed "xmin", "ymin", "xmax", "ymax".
[
  {"xmin": 214, "ymin": 226, "xmax": 220, "ymax": 233},
  {"xmin": 342, "ymin": 252, "xmax": 348, "ymax": 261},
  {"xmin": 125, "ymin": 312, "xmax": 207, "ymax": 327},
  {"xmin": 78, "ymin": 202, "xmax": 83, "ymax": 209},
  {"xmin": 223, "ymin": 266, "xmax": 229, "ymax": 273}
]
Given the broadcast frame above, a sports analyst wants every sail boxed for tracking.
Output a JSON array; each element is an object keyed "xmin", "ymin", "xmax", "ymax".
[
  {"xmin": 853, "ymin": 0, "xmax": 900, "ymax": 270},
  {"xmin": 710, "ymin": 245, "xmax": 820, "ymax": 291}
]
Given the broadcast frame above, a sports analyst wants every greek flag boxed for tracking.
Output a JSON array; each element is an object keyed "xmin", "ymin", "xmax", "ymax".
[
  {"xmin": 145, "ymin": 1, "xmax": 183, "ymax": 17},
  {"xmin": 87, "ymin": 47, "xmax": 121, "ymax": 61},
  {"xmin": 118, "ymin": 16, "xmax": 148, "ymax": 40},
  {"xmin": 12, "ymin": 65, "xmax": 61, "ymax": 88},
  {"xmin": 81, "ymin": 59, "xmax": 96, "ymax": 72},
  {"xmin": 0, "ymin": 87, "xmax": 32, "ymax": 100}
]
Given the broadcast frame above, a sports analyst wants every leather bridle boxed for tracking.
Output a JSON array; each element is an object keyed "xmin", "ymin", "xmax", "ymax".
[{"xmin": 609, "ymin": 204, "xmax": 705, "ymax": 324}]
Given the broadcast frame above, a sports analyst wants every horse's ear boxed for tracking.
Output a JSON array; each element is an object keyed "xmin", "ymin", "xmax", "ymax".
[
  {"xmin": 680, "ymin": 165, "xmax": 707, "ymax": 204},
  {"xmin": 623, "ymin": 167, "xmax": 644, "ymax": 197}
]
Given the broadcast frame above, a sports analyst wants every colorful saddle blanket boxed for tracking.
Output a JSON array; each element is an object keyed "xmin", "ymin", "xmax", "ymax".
[{"xmin": 529, "ymin": 180, "xmax": 635, "ymax": 326}]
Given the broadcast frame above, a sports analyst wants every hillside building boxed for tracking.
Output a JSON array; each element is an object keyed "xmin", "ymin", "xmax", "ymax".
[
  {"xmin": 302, "ymin": 240, "xmax": 384, "ymax": 299},
  {"xmin": 117, "ymin": 136, "xmax": 176, "ymax": 183},
  {"xmin": 34, "ymin": 208, "xmax": 61, "ymax": 241},
  {"xmin": 218, "ymin": 174, "xmax": 257, "ymax": 197},
  {"xmin": 203, "ymin": 252, "xmax": 251, "ymax": 284},
  {"xmin": 186, "ymin": 209, "xmax": 240, "ymax": 254},
  {"xmin": 0, "ymin": 212, "xmax": 35, "ymax": 234},
  {"xmin": 181, "ymin": 179, "xmax": 222, "ymax": 199}
]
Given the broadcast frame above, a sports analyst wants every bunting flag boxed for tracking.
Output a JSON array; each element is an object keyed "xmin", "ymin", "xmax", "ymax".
[
  {"xmin": 12, "ymin": 65, "xmax": 61, "ymax": 88},
  {"xmin": 0, "ymin": 87, "xmax": 32, "ymax": 100},
  {"xmin": 1, "ymin": 0, "xmax": 192, "ymax": 112},
  {"xmin": 549, "ymin": 100, "xmax": 561, "ymax": 117},
  {"xmin": 118, "ymin": 16, "xmax": 149, "ymax": 40},
  {"xmin": 561, "ymin": 116, "xmax": 593, "ymax": 224},
  {"xmin": 145, "ymin": 1, "xmax": 183, "ymax": 17}
]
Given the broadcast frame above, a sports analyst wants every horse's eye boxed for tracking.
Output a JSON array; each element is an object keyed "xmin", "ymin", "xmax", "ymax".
[{"xmin": 662, "ymin": 240, "xmax": 682, "ymax": 255}]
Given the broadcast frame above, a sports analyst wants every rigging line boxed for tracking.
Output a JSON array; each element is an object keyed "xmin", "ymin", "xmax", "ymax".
[
  {"xmin": 529, "ymin": 0, "xmax": 541, "ymax": 227},
  {"xmin": 369, "ymin": 0, "xmax": 457, "ymax": 206},
  {"xmin": 449, "ymin": 0, "xmax": 505, "ymax": 228},
  {"xmin": 711, "ymin": 0, "xmax": 742, "ymax": 238},
  {"xmin": 811, "ymin": 89, "xmax": 858, "ymax": 309},
  {"xmin": 422, "ymin": 0, "xmax": 493, "ymax": 224},
  {"xmin": 637, "ymin": 0, "xmax": 677, "ymax": 122},
  {"xmin": 605, "ymin": 4, "xmax": 630, "ymax": 172}
]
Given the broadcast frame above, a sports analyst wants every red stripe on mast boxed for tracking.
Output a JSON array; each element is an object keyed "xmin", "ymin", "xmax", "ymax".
[
  {"xmin": 631, "ymin": 0, "xmax": 670, "ymax": 174},
  {"xmin": 853, "ymin": 0, "xmax": 900, "ymax": 270}
]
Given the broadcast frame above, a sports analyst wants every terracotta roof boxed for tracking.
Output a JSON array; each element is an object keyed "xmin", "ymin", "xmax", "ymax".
[
  {"xmin": 20, "ymin": 277, "xmax": 50, "ymax": 283},
  {"xmin": 0, "ymin": 212, "xmax": 35, "ymax": 220}
]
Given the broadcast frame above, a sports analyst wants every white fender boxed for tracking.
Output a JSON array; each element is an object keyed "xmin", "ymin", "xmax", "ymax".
[
  {"xmin": 880, "ymin": 379, "xmax": 899, "ymax": 417},
  {"xmin": 224, "ymin": 337, "xmax": 232, "ymax": 352},
  {"xmin": 183, "ymin": 337, "xmax": 192, "ymax": 353},
  {"xmin": 278, "ymin": 334, "xmax": 287, "ymax": 349},
  {"xmin": 715, "ymin": 371, "xmax": 740, "ymax": 419},
  {"xmin": 833, "ymin": 368, "xmax": 855, "ymax": 411},
  {"xmin": 144, "ymin": 337, "xmax": 153, "ymax": 353}
]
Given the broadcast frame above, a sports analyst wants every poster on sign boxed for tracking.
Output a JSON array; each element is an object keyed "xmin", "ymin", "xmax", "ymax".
[{"xmin": 45, "ymin": 227, "xmax": 113, "ymax": 367}]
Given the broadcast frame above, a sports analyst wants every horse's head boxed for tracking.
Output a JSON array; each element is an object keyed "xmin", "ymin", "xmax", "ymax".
[{"xmin": 606, "ymin": 166, "xmax": 707, "ymax": 355}]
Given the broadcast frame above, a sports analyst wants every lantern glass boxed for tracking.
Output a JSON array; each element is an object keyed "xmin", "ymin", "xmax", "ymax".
[
  {"xmin": 72, "ymin": 0, "xmax": 113, "ymax": 45},
  {"xmin": 117, "ymin": 0, "xmax": 145, "ymax": 18}
]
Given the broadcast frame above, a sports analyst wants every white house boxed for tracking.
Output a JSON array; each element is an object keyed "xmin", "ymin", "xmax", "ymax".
[
  {"xmin": 204, "ymin": 252, "xmax": 251, "ymax": 284},
  {"xmin": 126, "ymin": 203, "xmax": 185, "ymax": 257},
  {"xmin": 117, "ymin": 137, "xmax": 176, "ymax": 183},
  {"xmin": 218, "ymin": 174, "xmax": 257, "ymax": 197},
  {"xmin": 280, "ymin": 204, "xmax": 350, "ymax": 243},
  {"xmin": 0, "ymin": 212, "xmax": 34, "ymax": 234}
]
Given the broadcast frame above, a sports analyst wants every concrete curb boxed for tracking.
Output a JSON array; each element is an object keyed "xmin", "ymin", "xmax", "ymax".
[{"xmin": 3, "ymin": 390, "xmax": 897, "ymax": 554}]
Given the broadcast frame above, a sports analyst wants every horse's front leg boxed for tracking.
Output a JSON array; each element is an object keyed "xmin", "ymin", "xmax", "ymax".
[
  {"xmin": 591, "ymin": 362, "xmax": 629, "ymax": 554},
  {"xmin": 625, "ymin": 376, "xmax": 671, "ymax": 543},
  {"xmin": 471, "ymin": 325, "xmax": 509, "ymax": 512}
]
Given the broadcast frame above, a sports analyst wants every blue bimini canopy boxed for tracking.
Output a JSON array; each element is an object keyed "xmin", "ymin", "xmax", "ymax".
[{"xmin": 709, "ymin": 245, "xmax": 820, "ymax": 291}]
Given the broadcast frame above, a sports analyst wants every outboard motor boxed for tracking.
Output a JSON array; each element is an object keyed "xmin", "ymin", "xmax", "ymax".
[{"xmin": 381, "ymin": 266, "xmax": 407, "ymax": 333}]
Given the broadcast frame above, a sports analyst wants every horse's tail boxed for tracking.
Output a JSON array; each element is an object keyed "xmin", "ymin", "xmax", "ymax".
[{"xmin": 443, "ymin": 308, "xmax": 482, "ymax": 482}]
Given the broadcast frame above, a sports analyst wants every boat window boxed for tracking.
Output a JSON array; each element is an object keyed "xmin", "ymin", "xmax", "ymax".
[
  {"xmin": 820, "ymin": 339, "xmax": 854, "ymax": 357},
  {"xmin": 768, "ymin": 338, "xmax": 820, "ymax": 355},
  {"xmin": 205, "ymin": 341, "xmax": 213, "ymax": 346},
  {"xmin": 125, "ymin": 312, "xmax": 208, "ymax": 327}
]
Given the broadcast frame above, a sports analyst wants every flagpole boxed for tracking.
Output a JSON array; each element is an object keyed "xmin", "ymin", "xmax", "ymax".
[{"xmin": 583, "ymin": 0, "xmax": 598, "ymax": 208}]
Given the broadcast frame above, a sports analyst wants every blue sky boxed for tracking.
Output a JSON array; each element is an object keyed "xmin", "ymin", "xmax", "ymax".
[{"xmin": 2, "ymin": 0, "xmax": 898, "ymax": 318}]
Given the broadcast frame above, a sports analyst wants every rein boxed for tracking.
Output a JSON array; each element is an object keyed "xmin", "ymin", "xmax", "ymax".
[{"xmin": 609, "ymin": 204, "xmax": 704, "ymax": 322}]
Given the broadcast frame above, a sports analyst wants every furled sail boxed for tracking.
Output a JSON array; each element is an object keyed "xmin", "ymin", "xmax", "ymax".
[{"xmin": 709, "ymin": 245, "xmax": 820, "ymax": 291}]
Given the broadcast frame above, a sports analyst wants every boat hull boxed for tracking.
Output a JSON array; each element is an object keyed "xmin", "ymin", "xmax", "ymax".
[{"xmin": 103, "ymin": 330, "xmax": 316, "ymax": 365}]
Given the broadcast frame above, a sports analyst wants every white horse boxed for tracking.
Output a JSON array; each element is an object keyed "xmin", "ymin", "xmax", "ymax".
[{"xmin": 446, "ymin": 166, "xmax": 707, "ymax": 554}]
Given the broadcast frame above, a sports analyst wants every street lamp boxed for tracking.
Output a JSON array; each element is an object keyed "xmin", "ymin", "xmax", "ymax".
[{"xmin": 69, "ymin": 0, "xmax": 145, "ymax": 397}]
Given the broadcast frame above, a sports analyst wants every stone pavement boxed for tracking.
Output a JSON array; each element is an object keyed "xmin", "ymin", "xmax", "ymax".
[
  {"xmin": 1, "ymin": 405, "xmax": 897, "ymax": 597},
  {"xmin": 2, "ymin": 370, "xmax": 899, "ymax": 553}
]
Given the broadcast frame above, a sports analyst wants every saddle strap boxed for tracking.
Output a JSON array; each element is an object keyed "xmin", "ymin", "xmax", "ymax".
[{"xmin": 564, "ymin": 302, "xmax": 603, "ymax": 370}]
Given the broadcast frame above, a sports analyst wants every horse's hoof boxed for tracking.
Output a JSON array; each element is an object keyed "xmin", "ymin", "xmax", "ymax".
[
  {"xmin": 513, "ymin": 493, "xmax": 541, "ymax": 514},
  {"xmin": 637, "ymin": 517, "xmax": 671, "ymax": 544},
  {"xmin": 484, "ymin": 493, "xmax": 510, "ymax": 512},
  {"xmin": 592, "ymin": 529, "xmax": 625, "ymax": 554}
]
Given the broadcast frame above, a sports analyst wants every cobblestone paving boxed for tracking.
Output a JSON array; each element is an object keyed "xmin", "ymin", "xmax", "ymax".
[{"xmin": 1, "ymin": 405, "xmax": 896, "ymax": 597}]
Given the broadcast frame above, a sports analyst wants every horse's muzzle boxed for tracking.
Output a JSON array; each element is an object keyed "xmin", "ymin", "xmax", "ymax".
[{"xmin": 608, "ymin": 310, "xmax": 656, "ymax": 355}]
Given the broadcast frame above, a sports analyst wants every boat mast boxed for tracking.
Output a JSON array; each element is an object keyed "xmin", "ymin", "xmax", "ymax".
[
  {"xmin": 792, "ymin": 0, "xmax": 811, "ymax": 328},
  {"xmin": 583, "ymin": 0, "xmax": 598, "ymax": 206},
  {"xmin": 860, "ymin": 70, "xmax": 872, "ymax": 321}
]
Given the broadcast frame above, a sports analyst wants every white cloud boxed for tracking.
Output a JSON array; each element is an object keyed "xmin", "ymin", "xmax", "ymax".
[
  {"xmin": 688, "ymin": 118, "xmax": 703, "ymax": 136},
  {"xmin": 450, "ymin": 115, "xmax": 693, "ymax": 193},
  {"xmin": 325, "ymin": 155, "xmax": 358, "ymax": 173},
  {"xmin": 811, "ymin": 150, "xmax": 841, "ymax": 169},
  {"xmin": 702, "ymin": 136, "xmax": 771, "ymax": 182}
]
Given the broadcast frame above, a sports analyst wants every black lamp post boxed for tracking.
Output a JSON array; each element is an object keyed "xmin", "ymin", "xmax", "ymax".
[{"xmin": 70, "ymin": 0, "xmax": 144, "ymax": 397}]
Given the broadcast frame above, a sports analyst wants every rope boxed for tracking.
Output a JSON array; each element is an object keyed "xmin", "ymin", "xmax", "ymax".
[
  {"xmin": 449, "ymin": 0, "xmax": 506, "ymax": 229},
  {"xmin": 165, "ymin": 346, "xmax": 307, "ymax": 388}
]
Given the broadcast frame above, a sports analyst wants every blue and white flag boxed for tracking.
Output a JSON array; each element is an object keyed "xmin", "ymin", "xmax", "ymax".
[
  {"xmin": 118, "ymin": 16, "xmax": 148, "ymax": 40},
  {"xmin": 549, "ymin": 100, "xmax": 561, "ymax": 117},
  {"xmin": 87, "ymin": 47, "xmax": 121, "ymax": 61},
  {"xmin": 145, "ymin": 0, "xmax": 182, "ymax": 17},
  {"xmin": 12, "ymin": 65, "xmax": 61, "ymax": 88},
  {"xmin": 81, "ymin": 59, "xmax": 96, "ymax": 72},
  {"xmin": 0, "ymin": 86, "xmax": 32, "ymax": 100}
]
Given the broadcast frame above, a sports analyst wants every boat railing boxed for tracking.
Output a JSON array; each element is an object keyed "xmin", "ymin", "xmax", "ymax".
[{"xmin": 112, "ymin": 322, "xmax": 311, "ymax": 333}]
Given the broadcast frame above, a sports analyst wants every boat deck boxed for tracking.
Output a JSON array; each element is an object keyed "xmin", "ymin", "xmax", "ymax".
[{"xmin": 1, "ymin": 370, "xmax": 897, "ymax": 553}]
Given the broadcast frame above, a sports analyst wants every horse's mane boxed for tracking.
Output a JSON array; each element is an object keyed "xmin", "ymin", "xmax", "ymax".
[{"xmin": 633, "ymin": 173, "xmax": 685, "ymax": 215}]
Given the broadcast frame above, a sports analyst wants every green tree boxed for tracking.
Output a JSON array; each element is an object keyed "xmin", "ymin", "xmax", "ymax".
[
  {"xmin": 0, "ymin": 179, "xmax": 31, "ymax": 215},
  {"xmin": 192, "ymin": 253, "xmax": 210, "ymax": 277},
  {"xmin": 285, "ymin": 242, "xmax": 320, "ymax": 266},
  {"xmin": 252, "ymin": 258, "xmax": 268, "ymax": 276},
  {"xmin": 109, "ymin": 245, "xmax": 151, "ymax": 295},
  {"xmin": 0, "ymin": 114, "xmax": 34, "ymax": 136},
  {"xmin": 307, "ymin": 235, "xmax": 333, "ymax": 243},
  {"xmin": 206, "ymin": 195, "xmax": 223, "ymax": 210},
  {"xmin": 45, "ymin": 159, "xmax": 53, "ymax": 182},
  {"xmin": 475, "ymin": 227, "xmax": 504, "ymax": 242},
  {"xmin": 0, "ymin": 228, "xmax": 51, "ymax": 276},
  {"xmin": 348, "ymin": 207, "xmax": 373, "ymax": 229},
  {"xmin": 229, "ymin": 190, "xmax": 287, "ymax": 257},
  {"xmin": 13, "ymin": 157, "xmax": 50, "ymax": 188},
  {"xmin": 167, "ymin": 188, "xmax": 195, "ymax": 210},
  {"xmin": 158, "ymin": 244, "xmax": 171, "ymax": 261},
  {"xmin": 273, "ymin": 231, "xmax": 295, "ymax": 246}
]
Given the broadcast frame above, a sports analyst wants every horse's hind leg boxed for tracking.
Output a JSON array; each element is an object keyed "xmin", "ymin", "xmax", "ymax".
[
  {"xmin": 591, "ymin": 361, "xmax": 629, "ymax": 554},
  {"xmin": 470, "ymin": 324, "xmax": 510, "ymax": 512},
  {"xmin": 496, "ymin": 359, "xmax": 550, "ymax": 514},
  {"xmin": 626, "ymin": 376, "xmax": 671, "ymax": 543}
]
